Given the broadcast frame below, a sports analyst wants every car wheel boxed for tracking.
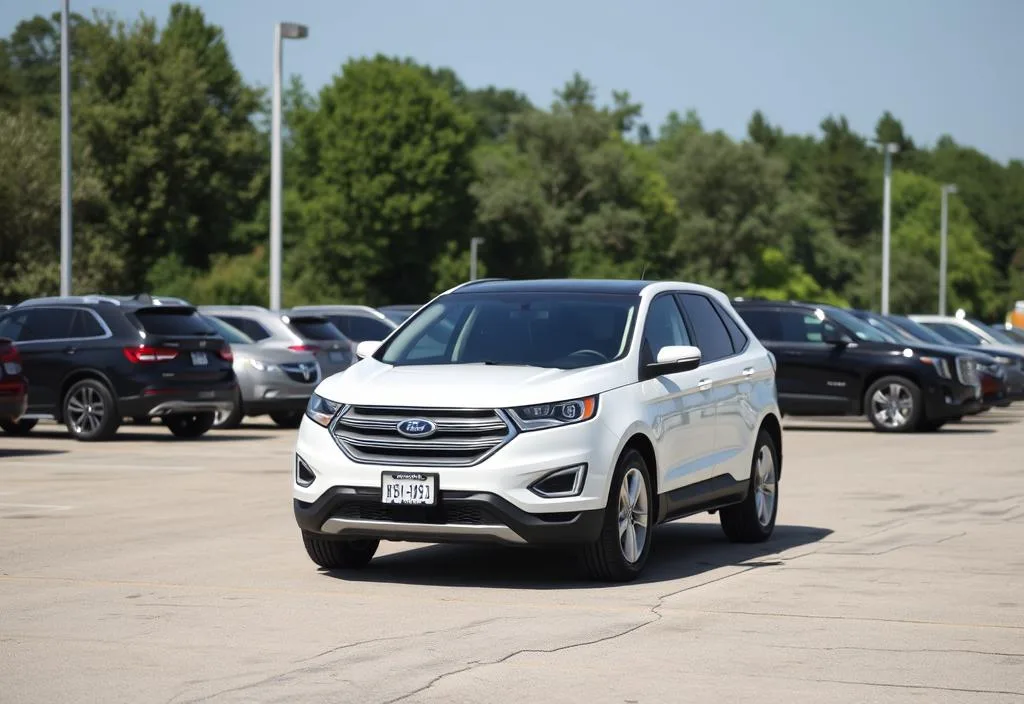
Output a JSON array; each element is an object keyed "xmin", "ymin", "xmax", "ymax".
[
  {"xmin": 164, "ymin": 412, "xmax": 215, "ymax": 439},
  {"xmin": 0, "ymin": 418, "xmax": 38, "ymax": 435},
  {"xmin": 213, "ymin": 392, "xmax": 244, "ymax": 430},
  {"xmin": 864, "ymin": 376, "xmax": 922, "ymax": 433},
  {"xmin": 720, "ymin": 430, "xmax": 779, "ymax": 543},
  {"xmin": 270, "ymin": 410, "xmax": 303, "ymax": 429},
  {"xmin": 582, "ymin": 448, "xmax": 653, "ymax": 582},
  {"xmin": 302, "ymin": 531, "xmax": 378, "ymax": 569},
  {"xmin": 63, "ymin": 379, "xmax": 120, "ymax": 441}
]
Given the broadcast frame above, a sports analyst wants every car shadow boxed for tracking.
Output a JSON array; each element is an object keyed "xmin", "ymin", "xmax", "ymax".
[
  {"xmin": 0, "ymin": 448, "xmax": 68, "ymax": 459},
  {"xmin": 785, "ymin": 424, "xmax": 995, "ymax": 434},
  {"xmin": 319, "ymin": 522, "xmax": 832, "ymax": 589},
  {"xmin": 21, "ymin": 429, "xmax": 274, "ymax": 443}
]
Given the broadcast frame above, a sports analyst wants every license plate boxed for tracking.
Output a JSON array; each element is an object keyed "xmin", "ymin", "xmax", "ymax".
[
  {"xmin": 329, "ymin": 350, "xmax": 345, "ymax": 362},
  {"xmin": 381, "ymin": 472, "xmax": 436, "ymax": 505},
  {"xmin": 191, "ymin": 351, "xmax": 208, "ymax": 366}
]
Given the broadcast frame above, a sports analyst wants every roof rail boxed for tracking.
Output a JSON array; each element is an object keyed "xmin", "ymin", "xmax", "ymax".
[{"xmin": 17, "ymin": 295, "xmax": 124, "ymax": 307}]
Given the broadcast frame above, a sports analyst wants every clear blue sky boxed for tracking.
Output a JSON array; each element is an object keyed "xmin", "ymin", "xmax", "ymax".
[{"xmin": 4, "ymin": 0, "xmax": 1022, "ymax": 162}]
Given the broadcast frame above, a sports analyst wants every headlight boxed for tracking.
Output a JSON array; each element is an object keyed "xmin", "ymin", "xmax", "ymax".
[
  {"xmin": 509, "ymin": 396, "xmax": 598, "ymax": 431},
  {"xmin": 305, "ymin": 393, "xmax": 340, "ymax": 427},
  {"xmin": 919, "ymin": 356, "xmax": 951, "ymax": 379},
  {"xmin": 248, "ymin": 358, "xmax": 280, "ymax": 372}
]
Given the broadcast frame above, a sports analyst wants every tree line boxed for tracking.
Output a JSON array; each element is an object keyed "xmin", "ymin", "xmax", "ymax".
[{"xmin": 2, "ymin": 4, "xmax": 1022, "ymax": 318}]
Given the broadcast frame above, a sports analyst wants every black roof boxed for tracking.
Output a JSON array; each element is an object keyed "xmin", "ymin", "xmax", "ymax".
[
  {"xmin": 452, "ymin": 279, "xmax": 651, "ymax": 295},
  {"xmin": 15, "ymin": 294, "xmax": 195, "ymax": 312},
  {"xmin": 731, "ymin": 298, "xmax": 816, "ymax": 310}
]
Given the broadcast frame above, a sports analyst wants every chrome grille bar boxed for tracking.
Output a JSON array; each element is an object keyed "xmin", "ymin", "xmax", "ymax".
[{"xmin": 330, "ymin": 405, "xmax": 515, "ymax": 467}]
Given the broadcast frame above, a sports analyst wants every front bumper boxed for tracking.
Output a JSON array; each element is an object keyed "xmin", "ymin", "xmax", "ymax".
[
  {"xmin": 294, "ymin": 412, "xmax": 621, "ymax": 545},
  {"xmin": 119, "ymin": 382, "xmax": 237, "ymax": 417},
  {"xmin": 921, "ymin": 376, "xmax": 982, "ymax": 420},
  {"xmin": 294, "ymin": 486, "xmax": 604, "ymax": 545}
]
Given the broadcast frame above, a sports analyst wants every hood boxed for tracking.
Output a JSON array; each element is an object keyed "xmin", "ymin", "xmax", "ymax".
[
  {"xmin": 897, "ymin": 341, "xmax": 993, "ymax": 362},
  {"xmin": 315, "ymin": 358, "xmax": 631, "ymax": 408}
]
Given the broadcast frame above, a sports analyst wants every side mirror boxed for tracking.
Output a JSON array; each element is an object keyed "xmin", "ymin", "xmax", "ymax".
[
  {"xmin": 355, "ymin": 340, "xmax": 382, "ymax": 359},
  {"xmin": 643, "ymin": 345, "xmax": 702, "ymax": 379}
]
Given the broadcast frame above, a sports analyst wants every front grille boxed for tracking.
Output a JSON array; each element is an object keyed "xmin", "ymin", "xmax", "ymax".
[
  {"xmin": 335, "ymin": 500, "xmax": 500, "ymax": 525},
  {"xmin": 281, "ymin": 362, "xmax": 320, "ymax": 384},
  {"xmin": 331, "ymin": 405, "xmax": 515, "ymax": 466},
  {"xmin": 955, "ymin": 357, "xmax": 979, "ymax": 387}
]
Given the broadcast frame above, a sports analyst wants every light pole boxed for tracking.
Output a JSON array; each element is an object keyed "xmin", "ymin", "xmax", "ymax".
[
  {"xmin": 270, "ymin": 21, "xmax": 308, "ymax": 311},
  {"xmin": 880, "ymin": 142, "xmax": 900, "ymax": 315},
  {"xmin": 60, "ymin": 0, "xmax": 72, "ymax": 296},
  {"xmin": 938, "ymin": 184, "xmax": 957, "ymax": 316},
  {"xmin": 469, "ymin": 237, "xmax": 484, "ymax": 281}
]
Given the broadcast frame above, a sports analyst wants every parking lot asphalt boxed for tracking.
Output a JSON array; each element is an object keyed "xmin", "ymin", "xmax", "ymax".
[{"xmin": 2, "ymin": 411, "xmax": 1023, "ymax": 704}]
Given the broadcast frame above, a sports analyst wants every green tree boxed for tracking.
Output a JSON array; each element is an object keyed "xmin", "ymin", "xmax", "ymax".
[{"xmin": 287, "ymin": 55, "xmax": 477, "ymax": 305}]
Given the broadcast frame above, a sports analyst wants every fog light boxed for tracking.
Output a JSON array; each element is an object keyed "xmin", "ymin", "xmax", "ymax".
[
  {"xmin": 296, "ymin": 456, "xmax": 316, "ymax": 487},
  {"xmin": 529, "ymin": 464, "xmax": 587, "ymax": 498}
]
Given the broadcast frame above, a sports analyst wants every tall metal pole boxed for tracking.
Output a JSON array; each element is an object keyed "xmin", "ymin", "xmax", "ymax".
[
  {"xmin": 60, "ymin": 0, "xmax": 73, "ymax": 296},
  {"xmin": 938, "ymin": 184, "xmax": 957, "ymax": 316},
  {"xmin": 880, "ymin": 143, "xmax": 899, "ymax": 315},
  {"xmin": 469, "ymin": 237, "xmax": 484, "ymax": 281},
  {"xmin": 269, "ymin": 23, "xmax": 283, "ymax": 311}
]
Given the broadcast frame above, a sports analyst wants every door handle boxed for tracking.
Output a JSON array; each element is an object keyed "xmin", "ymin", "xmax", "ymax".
[
  {"xmin": 742, "ymin": 367, "xmax": 755, "ymax": 377},
  {"xmin": 64, "ymin": 347, "xmax": 77, "ymax": 355},
  {"xmin": 697, "ymin": 378, "xmax": 713, "ymax": 391}
]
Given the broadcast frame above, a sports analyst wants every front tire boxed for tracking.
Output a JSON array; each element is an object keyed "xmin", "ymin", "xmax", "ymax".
[
  {"xmin": 164, "ymin": 412, "xmax": 215, "ymax": 438},
  {"xmin": 302, "ymin": 531, "xmax": 378, "ymax": 569},
  {"xmin": 720, "ymin": 430, "xmax": 779, "ymax": 542},
  {"xmin": 0, "ymin": 418, "xmax": 37, "ymax": 435},
  {"xmin": 270, "ymin": 410, "xmax": 303, "ymax": 428},
  {"xmin": 582, "ymin": 448, "xmax": 653, "ymax": 582},
  {"xmin": 63, "ymin": 379, "xmax": 120, "ymax": 441},
  {"xmin": 865, "ymin": 376, "xmax": 922, "ymax": 433}
]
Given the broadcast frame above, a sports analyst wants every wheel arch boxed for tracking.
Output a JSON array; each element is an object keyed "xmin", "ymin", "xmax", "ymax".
[
  {"xmin": 58, "ymin": 369, "xmax": 119, "ymax": 422},
  {"xmin": 858, "ymin": 368, "xmax": 922, "ymax": 415},
  {"xmin": 757, "ymin": 413, "xmax": 783, "ymax": 480},
  {"xmin": 620, "ymin": 432, "xmax": 659, "ymax": 520}
]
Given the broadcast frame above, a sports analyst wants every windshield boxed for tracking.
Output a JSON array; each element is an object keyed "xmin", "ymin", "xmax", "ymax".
[
  {"xmin": 971, "ymin": 319, "xmax": 1017, "ymax": 345},
  {"xmin": 920, "ymin": 321, "xmax": 984, "ymax": 345},
  {"xmin": 824, "ymin": 307, "xmax": 890, "ymax": 343},
  {"xmin": 379, "ymin": 292, "xmax": 639, "ymax": 369},
  {"xmin": 1000, "ymin": 326, "xmax": 1024, "ymax": 344},
  {"xmin": 886, "ymin": 316, "xmax": 948, "ymax": 344},
  {"xmin": 203, "ymin": 315, "xmax": 254, "ymax": 344},
  {"xmin": 858, "ymin": 314, "xmax": 909, "ymax": 343}
]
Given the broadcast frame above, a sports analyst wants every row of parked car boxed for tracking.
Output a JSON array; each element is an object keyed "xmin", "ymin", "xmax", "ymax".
[
  {"xmin": 0, "ymin": 295, "xmax": 420, "ymax": 441},
  {"xmin": 1, "ymin": 289, "xmax": 1022, "ymax": 442}
]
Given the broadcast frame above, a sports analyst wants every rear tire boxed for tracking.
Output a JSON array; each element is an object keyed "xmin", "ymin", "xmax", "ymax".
[
  {"xmin": 270, "ymin": 410, "xmax": 303, "ymax": 429},
  {"xmin": 864, "ymin": 376, "xmax": 922, "ymax": 433},
  {"xmin": 0, "ymin": 418, "xmax": 37, "ymax": 435},
  {"xmin": 720, "ymin": 430, "xmax": 779, "ymax": 543},
  {"xmin": 582, "ymin": 448, "xmax": 653, "ymax": 582},
  {"xmin": 63, "ymin": 379, "xmax": 120, "ymax": 441},
  {"xmin": 302, "ymin": 531, "xmax": 378, "ymax": 569},
  {"xmin": 164, "ymin": 412, "xmax": 215, "ymax": 438}
]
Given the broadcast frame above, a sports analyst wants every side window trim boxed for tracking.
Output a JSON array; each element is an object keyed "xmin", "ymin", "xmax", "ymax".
[
  {"xmin": 712, "ymin": 299, "xmax": 749, "ymax": 354},
  {"xmin": 9, "ymin": 306, "xmax": 112, "ymax": 344},
  {"xmin": 640, "ymin": 292, "xmax": 692, "ymax": 366}
]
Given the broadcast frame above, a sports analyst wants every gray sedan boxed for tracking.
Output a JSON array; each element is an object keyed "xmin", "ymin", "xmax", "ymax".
[{"xmin": 203, "ymin": 316, "xmax": 321, "ymax": 429}]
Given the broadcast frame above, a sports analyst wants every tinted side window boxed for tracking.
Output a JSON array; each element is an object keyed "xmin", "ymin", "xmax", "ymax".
[
  {"xmin": 70, "ymin": 310, "xmax": 106, "ymax": 338},
  {"xmin": 678, "ymin": 294, "xmax": 734, "ymax": 363},
  {"xmin": 641, "ymin": 295, "xmax": 691, "ymax": 364},
  {"xmin": 923, "ymin": 322, "xmax": 983, "ymax": 345},
  {"xmin": 0, "ymin": 313, "xmax": 26, "ymax": 340},
  {"xmin": 19, "ymin": 308, "xmax": 76, "ymax": 341},
  {"xmin": 778, "ymin": 311, "xmax": 841, "ymax": 343},
  {"xmin": 714, "ymin": 301, "xmax": 748, "ymax": 351},
  {"xmin": 217, "ymin": 316, "xmax": 271, "ymax": 341},
  {"xmin": 288, "ymin": 317, "xmax": 346, "ymax": 341},
  {"xmin": 737, "ymin": 309, "xmax": 782, "ymax": 341},
  {"xmin": 346, "ymin": 316, "xmax": 393, "ymax": 342}
]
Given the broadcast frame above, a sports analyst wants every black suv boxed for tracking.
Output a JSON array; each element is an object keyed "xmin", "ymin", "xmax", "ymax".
[
  {"xmin": 732, "ymin": 300, "xmax": 981, "ymax": 432},
  {"xmin": 0, "ymin": 295, "xmax": 236, "ymax": 441}
]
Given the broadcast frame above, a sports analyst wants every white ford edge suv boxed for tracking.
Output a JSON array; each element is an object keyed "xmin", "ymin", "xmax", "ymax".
[{"xmin": 294, "ymin": 279, "xmax": 783, "ymax": 581}]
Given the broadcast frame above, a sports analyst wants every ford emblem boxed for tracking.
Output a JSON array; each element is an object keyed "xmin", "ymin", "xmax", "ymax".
[{"xmin": 396, "ymin": 418, "xmax": 437, "ymax": 438}]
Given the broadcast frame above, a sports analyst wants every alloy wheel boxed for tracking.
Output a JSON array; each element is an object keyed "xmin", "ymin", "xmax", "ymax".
[
  {"xmin": 67, "ymin": 385, "xmax": 104, "ymax": 435},
  {"xmin": 870, "ymin": 383, "xmax": 913, "ymax": 429},
  {"xmin": 617, "ymin": 467, "xmax": 649, "ymax": 564},
  {"xmin": 753, "ymin": 445, "xmax": 777, "ymax": 527}
]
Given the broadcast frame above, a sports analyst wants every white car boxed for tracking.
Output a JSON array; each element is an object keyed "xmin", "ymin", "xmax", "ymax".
[
  {"xmin": 293, "ymin": 279, "xmax": 783, "ymax": 581},
  {"xmin": 910, "ymin": 314, "xmax": 1024, "ymax": 354}
]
